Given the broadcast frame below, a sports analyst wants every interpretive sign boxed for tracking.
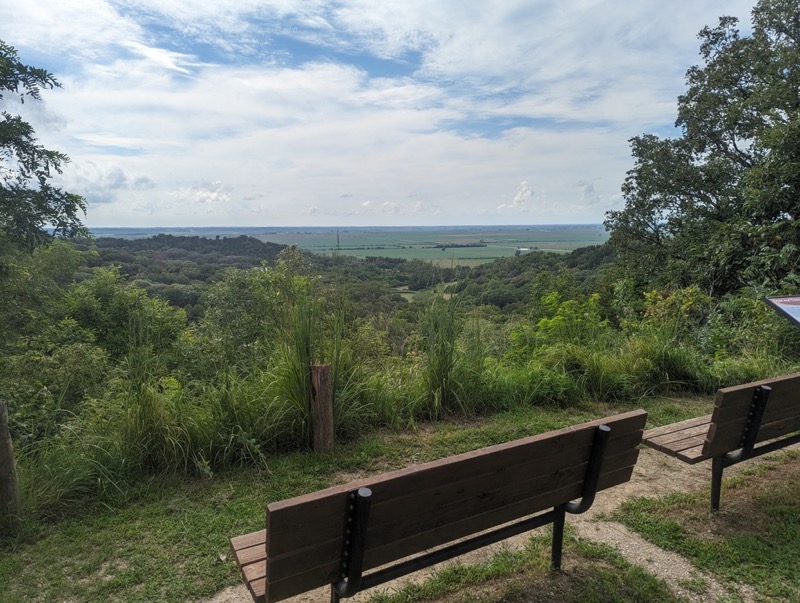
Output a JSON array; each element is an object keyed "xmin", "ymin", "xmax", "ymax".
[{"xmin": 765, "ymin": 296, "xmax": 800, "ymax": 327}]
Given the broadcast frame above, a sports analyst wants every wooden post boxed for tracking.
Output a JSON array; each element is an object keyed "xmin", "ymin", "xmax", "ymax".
[
  {"xmin": 0, "ymin": 399, "xmax": 19, "ymax": 528},
  {"xmin": 311, "ymin": 364, "xmax": 334, "ymax": 453}
]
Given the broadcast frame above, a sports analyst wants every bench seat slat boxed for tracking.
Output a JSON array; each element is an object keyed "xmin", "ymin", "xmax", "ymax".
[
  {"xmin": 231, "ymin": 529, "xmax": 266, "ymax": 551},
  {"xmin": 644, "ymin": 424, "xmax": 711, "ymax": 451},
  {"xmin": 641, "ymin": 415, "xmax": 712, "ymax": 464},
  {"xmin": 641, "ymin": 415, "xmax": 712, "ymax": 441},
  {"xmin": 236, "ymin": 543, "xmax": 267, "ymax": 569},
  {"xmin": 675, "ymin": 443, "xmax": 708, "ymax": 464},
  {"xmin": 663, "ymin": 435, "xmax": 709, "ymax": 463},
  {"xmin": 250, "ymin": 577, "xmax": 266, "ymax": 603},
  {"xmin": 231, "ymin": 531, "xmax": 268, "ymax": 603}
]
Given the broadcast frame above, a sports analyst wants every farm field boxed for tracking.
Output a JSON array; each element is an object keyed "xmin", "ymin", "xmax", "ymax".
[{"xmin": 90, "ymin": 224, "xmax": 609, "ymax": 266}]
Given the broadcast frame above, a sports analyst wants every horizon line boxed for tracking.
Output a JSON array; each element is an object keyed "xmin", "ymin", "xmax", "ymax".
[{"xmin": 87, "ymin": 223, "xmax": 606, "ymax": 229}]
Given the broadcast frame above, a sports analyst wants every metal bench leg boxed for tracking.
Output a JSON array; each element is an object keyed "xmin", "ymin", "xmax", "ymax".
[
  {"xmin": 552, "ymin": 424, "xmax": 611, "ymax": 569},
  {"xmin": 551, "ymin": 507, "xmax": 566, "ymax": 570},
  {"xmin": 711, "ymin": 456, "xmax": 723, "ymax": 512}
]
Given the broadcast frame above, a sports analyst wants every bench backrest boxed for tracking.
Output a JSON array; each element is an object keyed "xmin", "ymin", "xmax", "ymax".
[
  {"xmin": 703, "ymin": 371, "xmax": 800, "ymax": 458},
  {"xmin": 263, "ymin": 409, "xmax": 647, "ymax": 601}
]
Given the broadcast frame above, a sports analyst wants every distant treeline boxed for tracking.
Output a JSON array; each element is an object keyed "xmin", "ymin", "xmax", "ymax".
[{"xmin": 82, "ymin": 233, "xmax": 617, "ymax": 319}]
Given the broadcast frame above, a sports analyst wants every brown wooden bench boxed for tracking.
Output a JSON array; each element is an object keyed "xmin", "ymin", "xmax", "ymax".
[
  {"xmin": 230, "ymin": 409, "xmax": 647, "ymax": 602},
  {"xmin": 642, "ymin": 372, "xmax": 800, "ymax": 511}
]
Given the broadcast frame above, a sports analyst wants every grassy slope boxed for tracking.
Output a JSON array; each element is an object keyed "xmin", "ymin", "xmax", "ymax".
[{"xmin": 1, "ymin": 397, "xmax": 712, "ymax": 603}]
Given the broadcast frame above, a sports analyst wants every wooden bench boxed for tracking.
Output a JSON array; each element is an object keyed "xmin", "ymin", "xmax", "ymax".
[
  {"xmin": 642, "ymin": 372, "xmax": 800, "ymax": 511},
  {"xmin": 230, "ymin": 409, "xmax": 647, "ymax": 602}
]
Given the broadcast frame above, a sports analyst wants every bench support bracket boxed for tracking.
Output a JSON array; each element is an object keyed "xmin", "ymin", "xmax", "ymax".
[
  {"xmin": 552, "ymin": 423, "xmax": 610, "ymax": 569},
  {"xmin": 331, "ymin": 487, "xmax": 372, "ymax": 602}
]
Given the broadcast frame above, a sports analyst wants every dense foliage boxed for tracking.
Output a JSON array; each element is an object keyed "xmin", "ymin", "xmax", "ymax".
[
  {"xmin": 605, "ymin": 0, "xmax": 800, "ymax": 295},
  {"xmin": 2, "ymin": 232, "xmax": 798, "ymax": 522}
]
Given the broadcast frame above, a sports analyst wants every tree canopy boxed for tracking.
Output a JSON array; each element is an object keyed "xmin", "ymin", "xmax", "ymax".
[
  {"xmin": 1, "ymin": 39, "xmax": 86, "ymax": 252},
  {"xmin": 605, "ymin": 0, "xmax": 800, "ymax": 295}
]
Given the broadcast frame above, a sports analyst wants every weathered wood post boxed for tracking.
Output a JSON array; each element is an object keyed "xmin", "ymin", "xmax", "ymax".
[
  {"xmin": 0, "ymin": 399, "xmax": 20, "ymax": 529},
  {"xmin": 310, "ymin": 364, "xmax": 334, "ymax": 453}
]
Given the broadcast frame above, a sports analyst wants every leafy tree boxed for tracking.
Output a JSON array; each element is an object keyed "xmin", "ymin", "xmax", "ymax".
[
  {"xmin": 1, "ymin": 39, "xmax": 86, "ymax": 252},
  {"xmin": 605, "ymin": 0, "xmax": 800, "ymax": 294}
]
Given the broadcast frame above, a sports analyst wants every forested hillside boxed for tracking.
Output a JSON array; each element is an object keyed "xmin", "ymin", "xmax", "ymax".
[{"xmin": 2, "ymin": 229, "xmax": 797, "ymax": 522}]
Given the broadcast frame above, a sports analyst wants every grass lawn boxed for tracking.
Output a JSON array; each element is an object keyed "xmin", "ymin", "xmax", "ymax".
[
  {"xmin": 0, "ymin": 395, "xmax": 745, "ymax": 603},
  {"xmin": 366, "ymin": 530, "xmax": 683, "ymax": 603},
  {"xmin": 613, "ymin": 450, "xmax": 800, "ymax": 602}
]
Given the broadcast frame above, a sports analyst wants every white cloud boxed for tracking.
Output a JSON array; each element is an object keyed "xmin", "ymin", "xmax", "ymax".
[
  {"xmin": 171, "ymin": 181, "xmax": 232, "ymax": 204},
  {"xmin": 1, "ymin": 0, "xmax": 756, "ymax": 226},
  {"xmin": 513, "ymin": 181, "xmax": 533, "ymax": 206}
]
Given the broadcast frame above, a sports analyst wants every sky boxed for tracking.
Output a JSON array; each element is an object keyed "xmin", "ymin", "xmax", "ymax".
[{"xmin": 2, "ymin": 0, "xmax": 757, "ymax": 228}]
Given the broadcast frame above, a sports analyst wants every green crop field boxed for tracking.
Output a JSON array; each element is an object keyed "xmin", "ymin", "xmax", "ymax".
[{"xmin": 252, "ymin": 225, "xmax": 608, "ymax": 266}]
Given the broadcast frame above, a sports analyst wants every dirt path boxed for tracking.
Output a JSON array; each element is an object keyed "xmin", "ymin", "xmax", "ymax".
[{"xmin": 207, "ymin": 448, "xmax": 769, "ymax": 603}]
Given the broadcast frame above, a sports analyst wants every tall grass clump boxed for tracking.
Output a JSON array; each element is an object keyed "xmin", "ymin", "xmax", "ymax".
[
  {"xmin": 118, "ymin": 375, "xmax": 218, "ymax": 475},
  {"xmin": 271, "ymin": 279, "xmax": 316, "ymax": 447},
  {"xmin": 418, "ymin": 296, "xmax": 466, "ymax": 418},
  {"xmin": 324, "ymin": 249, "xmax": 379, "ymax": 441},
  {"xmin": 578, "ymin": 350, "xmax": 638, "ymax": 402},
  {"xmin": 362, "ymin": 359, "xmax": 420, "ymax": 430},
  {"xmin": 449, "ymin": 315, "xmax": 504, "ymax": 414},
  {"xmin": 483, "ymin": 359, "xmax": 584, "ymax": 408},
  {"xmin": 618, "ymin": 329, "xmax": 710, "ymax": 394},
  {"xmin": 14, "ymin": 418, "xmax": 124, "ymax": 519},
  {"xmin": 205, "ymin": 370, "xmax": 305, "ymax": 467}
]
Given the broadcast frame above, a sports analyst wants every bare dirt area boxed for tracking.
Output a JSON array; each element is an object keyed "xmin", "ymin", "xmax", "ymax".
[{"xmin": 207, "ymin": 446, "xmax": 798, "ymax": 603}]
